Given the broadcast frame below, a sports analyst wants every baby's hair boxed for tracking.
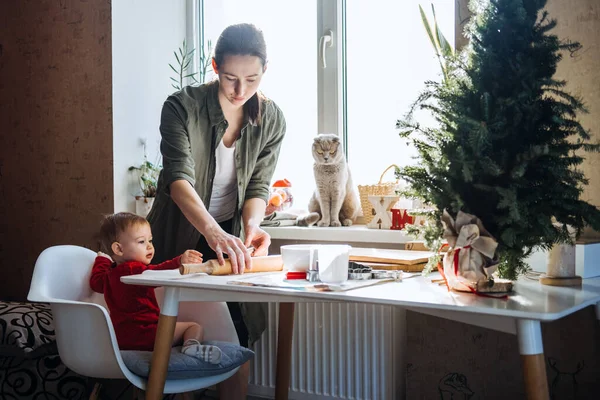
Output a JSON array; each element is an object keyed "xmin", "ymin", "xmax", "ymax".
[{"xmin": 97, "ymin": 212, "xmax": 149, "ymax": 255}]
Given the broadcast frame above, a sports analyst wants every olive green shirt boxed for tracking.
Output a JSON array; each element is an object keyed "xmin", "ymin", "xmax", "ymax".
[{"xmin": 147, "ymin": 81, "xmax": 286, "ymax": 345}]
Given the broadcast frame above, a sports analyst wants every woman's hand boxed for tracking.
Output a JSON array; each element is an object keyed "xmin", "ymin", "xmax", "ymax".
[
  {"xmin": 205, "ymin": 224, "xmax": 252, "ymax": 274},
  {"xmin": 180, "ymin": 250, "xmax": 203, "ymax": 265},
  {"xmin": 244, "ymin": 224, "xmax": 271, "ymax": 257},
  {"xmin": 169, "ymin": 180, "xmax": 250, "ymax": 273},
  {"xmin": 241, "ymin": 198, "xmax": 271, "ymax": 258}
]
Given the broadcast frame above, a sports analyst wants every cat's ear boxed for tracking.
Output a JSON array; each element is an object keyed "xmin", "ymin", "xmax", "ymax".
[{"xmin": 325, "ymin": 132, "xmax": 340, "ymax": 141}]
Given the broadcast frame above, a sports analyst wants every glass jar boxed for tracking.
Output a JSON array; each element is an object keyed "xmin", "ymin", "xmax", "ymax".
[{"xmin": 266, "ymin": 179, "xmax": 293, "ymax": 215}]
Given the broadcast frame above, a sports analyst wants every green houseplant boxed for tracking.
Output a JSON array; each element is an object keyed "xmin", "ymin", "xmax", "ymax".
[
  {"xmin": 129, "ymin": 140, "xmax": 161, "ymax": 217},
  {"xmin": 397, "ymin": 0, "xmax": 600, "ymax": 280},
  {"xmin": 419, "ymin": 3, "xmax": 453, "ymax": 83},
  {"xmin": 129, "ymin": 159, "xmax": 160, "ymax": 198},
  {"xmin": 169, "ymin": 39, "xmax": 213, "ymax": 90}
]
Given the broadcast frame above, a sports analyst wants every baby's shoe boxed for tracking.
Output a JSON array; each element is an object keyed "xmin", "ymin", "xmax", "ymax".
[{"xmin": 181, "ymin": 339, "xmax": 222, "ymax": 364}]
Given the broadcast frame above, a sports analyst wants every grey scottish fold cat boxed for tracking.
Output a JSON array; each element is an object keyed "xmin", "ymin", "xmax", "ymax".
[{"xmin": 308, "ymin": 133, "xmax": 360, "ymax": 227}]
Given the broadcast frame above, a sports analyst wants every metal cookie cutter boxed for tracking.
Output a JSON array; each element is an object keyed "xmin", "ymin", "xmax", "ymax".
[
  {"xmin": 372, "ymin": 270, "xmax": 403, "ymax": 282},
  {"xmin": 348, "ymin": 271, "xmax": 372, "ymax": 280}
]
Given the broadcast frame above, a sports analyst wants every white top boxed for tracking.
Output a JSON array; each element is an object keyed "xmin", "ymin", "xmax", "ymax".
[
  {"xmin": 121, "ymin": 270, "xmax": 600, "ymax": 321},
  {"xmin": 208, "ymin": 140, "xmax": 237, "ymax": 222}
]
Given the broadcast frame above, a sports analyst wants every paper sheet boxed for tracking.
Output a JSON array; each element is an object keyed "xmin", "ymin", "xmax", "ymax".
[{"xmin": 226, "ymin": 272, "xmax": 396, "ymax": 292}]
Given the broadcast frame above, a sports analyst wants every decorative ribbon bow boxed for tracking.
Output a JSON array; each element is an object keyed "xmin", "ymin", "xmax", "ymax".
[{"xmin": 441, "ymin": 210, "xmax": 499, "ymax": 291}]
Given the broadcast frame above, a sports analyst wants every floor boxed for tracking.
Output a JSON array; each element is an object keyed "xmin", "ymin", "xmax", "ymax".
[
  {"xmin": 201, "ymin": 390, "xmax": 266, "ymax": 399},
  {"xmin": 97, "ymin": 381, "xmax": 268, "ymax": 399}
]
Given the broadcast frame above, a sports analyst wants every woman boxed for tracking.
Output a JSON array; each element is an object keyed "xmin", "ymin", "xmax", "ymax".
[{"xmin": 147, "ymin": 23, "xmax": 286, "ymax": 398}]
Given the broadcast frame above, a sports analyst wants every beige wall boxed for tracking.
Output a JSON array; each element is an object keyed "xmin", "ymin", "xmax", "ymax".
[
  {"xmin": 545, "ymin": 0, "xmax": 600, "ymax": 238},
  {"xmin": 0, "ymin": 1, "xmax": 113, "ymax": 300},
  {"xmin": 407, "ymin": 306, "xmax": 600, "ymax": 399},
  {"xmin": 455, "ymin": 0, "xmax": 472, "ymax": 50}
]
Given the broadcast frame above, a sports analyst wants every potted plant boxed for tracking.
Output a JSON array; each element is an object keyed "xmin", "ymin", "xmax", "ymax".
[
  {"xmin": 397, "ymin": 0, "xmax": 600, "ymax": 281},
  {"xmin": 129, "ymin": 141, "xmax": 161, "ymax": 217},
  {"xmin": 169, "ymin": 39, "xmax": 213, "ymax": 90}
]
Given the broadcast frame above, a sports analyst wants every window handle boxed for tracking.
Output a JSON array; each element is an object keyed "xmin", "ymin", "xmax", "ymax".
[{"xmin": 319, "ymin": 29, "xmax": 333, "ymax": 68}]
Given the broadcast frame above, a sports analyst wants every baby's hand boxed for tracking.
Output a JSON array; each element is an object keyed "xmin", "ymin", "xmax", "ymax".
[
  {"xmin": 97, "ymin": 251, "xmax": 113, "ymax": 261},
  {"xmin": 181, "ymin": 250, "xmax": 203, "ymax": 265}
]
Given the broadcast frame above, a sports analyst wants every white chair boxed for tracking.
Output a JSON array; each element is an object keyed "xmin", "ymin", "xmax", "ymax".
[{"xmin": 27, "ymin": 245, "xmax": 239, "ymax": 397}]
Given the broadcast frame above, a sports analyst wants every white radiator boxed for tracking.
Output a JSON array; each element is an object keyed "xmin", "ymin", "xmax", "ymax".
[{"xmin": 248, "ymin": 302, "xmax": 406, "ymax": 400}]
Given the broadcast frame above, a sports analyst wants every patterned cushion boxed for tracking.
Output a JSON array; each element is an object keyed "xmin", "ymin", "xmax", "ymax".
[
  {"xmin": 0, "ymin": 301, "xmax": 88, "ymax": 398},
  {"xmin": 0, "ymin": 302, "xmax": 56, "ymax": 358},
  {"xmin": 120, "ymin": 341, "xmax": 254, "ymax": 380},
  {"xmin": 0, "ymin": 353, "xmax": 89, "ymax": 398}
]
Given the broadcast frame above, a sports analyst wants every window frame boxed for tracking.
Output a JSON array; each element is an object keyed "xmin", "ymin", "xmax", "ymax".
[
  {"xmin": 190, "ymin": 0, "xmax": 457, "ymax": 204},
  {"xmin": 317, "ymin": 0, "xmax": 347, "ymax": 157},
  {"xmin": 190, "ymin": 0, "xmax": 348, "ymax": 156}
]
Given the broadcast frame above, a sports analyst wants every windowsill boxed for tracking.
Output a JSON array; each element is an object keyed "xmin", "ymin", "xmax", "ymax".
[{"xmin": 263, "ymin": 225, "xmax": 410, "ymax": 244}]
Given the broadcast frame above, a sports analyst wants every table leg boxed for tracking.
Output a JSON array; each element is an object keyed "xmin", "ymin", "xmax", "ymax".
[
  {"xmin": 145, "ymin": 287, "xmax": 180, "ymax": 400},
  {"xmin": 517, "ymin": 319, "xmax": 549, "ymax": 400},
  {"xmin": 275, "ymin": 302, "xmax": 295, "ymax": 400}
]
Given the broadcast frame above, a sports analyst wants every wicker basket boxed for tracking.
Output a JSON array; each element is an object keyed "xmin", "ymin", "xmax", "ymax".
[{"xmin": 358, "ymin": 164, "xmax": 399, "ymax": 224}]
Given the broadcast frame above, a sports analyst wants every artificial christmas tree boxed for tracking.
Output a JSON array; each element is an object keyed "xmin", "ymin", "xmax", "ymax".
[{"xmin": 398, "ymin": 0, "xmax": 600, "ymax": 280}]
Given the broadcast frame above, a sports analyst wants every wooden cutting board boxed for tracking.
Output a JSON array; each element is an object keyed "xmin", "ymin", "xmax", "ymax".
[
  {"xmin": 357, "ymin": 261, "xmax": 428, "ymax": 272},
  {"xmin": 349, "ymin": 248, "xmax": 434, "ymax": 265}
]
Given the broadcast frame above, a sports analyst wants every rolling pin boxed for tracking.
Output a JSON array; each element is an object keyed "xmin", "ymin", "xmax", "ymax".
[{"xmin": 179, "ymin": 255, "xmax": 283, "ymax": 275}]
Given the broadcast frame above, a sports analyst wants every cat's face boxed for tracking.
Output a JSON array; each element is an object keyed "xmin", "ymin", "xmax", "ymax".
[{"xmin": 312, "ymin": 134, "xmax": 344, "ymax": 164}]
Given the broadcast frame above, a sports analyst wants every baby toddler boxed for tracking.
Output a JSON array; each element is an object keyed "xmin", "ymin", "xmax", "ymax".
[{"xmin": 90, "ymin": 212, "xmax": 221, "ymax": 363}]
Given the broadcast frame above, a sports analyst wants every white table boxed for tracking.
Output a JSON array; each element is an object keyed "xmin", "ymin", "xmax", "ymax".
[{"xmin": 121, "ymin": 271, "xmax": 600, "ymax": 400}]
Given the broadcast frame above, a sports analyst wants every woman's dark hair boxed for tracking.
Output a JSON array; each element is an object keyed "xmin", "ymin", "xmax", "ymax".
[{"xmin": 214, "ymin": 23, "xmax": 267, "ymax": 125}]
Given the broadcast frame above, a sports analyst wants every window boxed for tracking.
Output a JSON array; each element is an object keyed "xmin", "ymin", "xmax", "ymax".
[
  {"xmin": 345, "ymin": 0, "xmax": 455, "ymax": 189},
  {"xmin": 195, "ymin": 0, "xmax": 454, "ymax": 211},
  {"xmin": 201, "ymin": 0, "xmax": 318, "ymax": 208}
]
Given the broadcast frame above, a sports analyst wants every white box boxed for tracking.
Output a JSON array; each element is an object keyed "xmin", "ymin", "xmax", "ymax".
[
  {"xmin": 526, "ymin": 242, "xmax": 600, "ymax": 278},
  {"xmin": 576, "ymin": 242, "xmax": 600, "ymax": 278}
]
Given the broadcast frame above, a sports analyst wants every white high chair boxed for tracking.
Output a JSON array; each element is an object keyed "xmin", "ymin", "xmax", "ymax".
[{"xmin": 27, "ymin": 245, "xmax": 239, "ymax": 398}]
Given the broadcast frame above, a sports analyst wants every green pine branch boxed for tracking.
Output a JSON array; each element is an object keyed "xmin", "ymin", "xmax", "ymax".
[{"xmin": 397, "ymin": 0, "xmax": 600, "ymax": 279}]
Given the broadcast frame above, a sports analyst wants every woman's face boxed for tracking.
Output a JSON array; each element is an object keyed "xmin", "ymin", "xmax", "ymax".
[{"xmin": 215, "ymin": 54, "xmax": 266, "ymax": 107}]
